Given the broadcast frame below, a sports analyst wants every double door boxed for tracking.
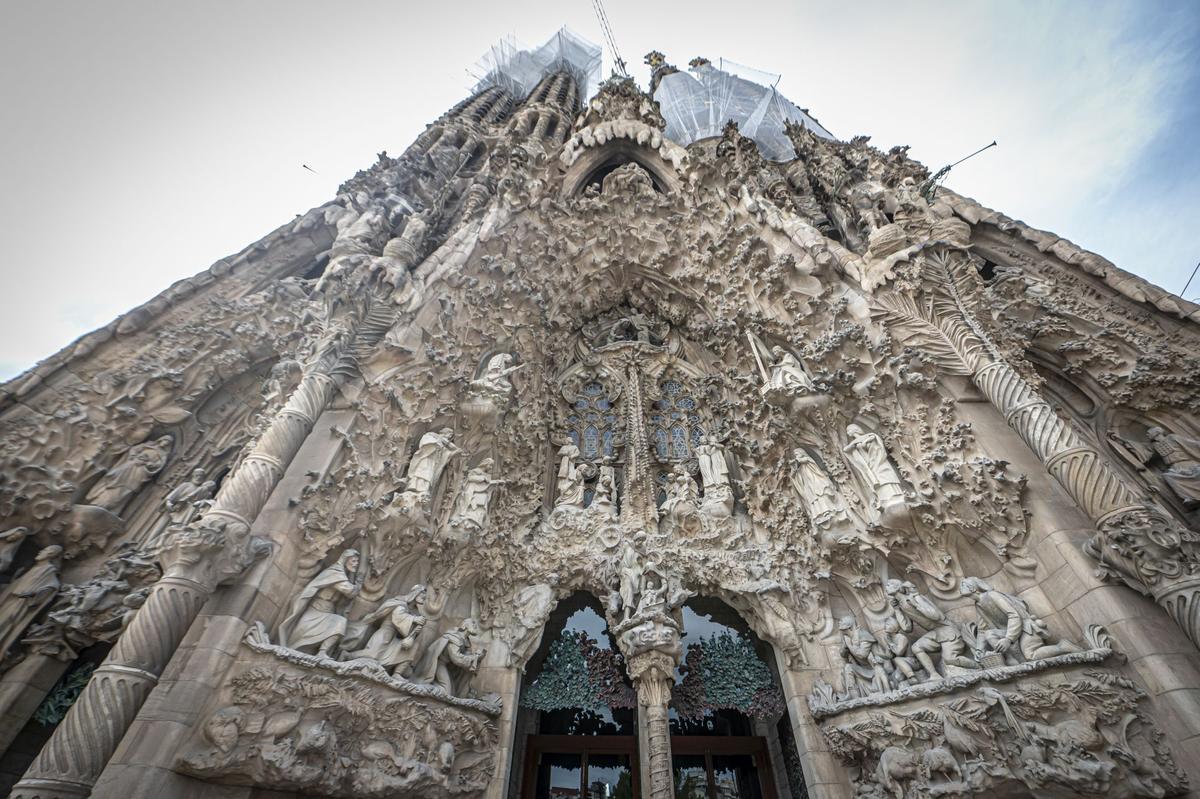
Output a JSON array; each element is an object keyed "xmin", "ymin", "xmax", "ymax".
[{"xmin": 523, "ymin": 734, "xmax": 776, "ymax": 799}]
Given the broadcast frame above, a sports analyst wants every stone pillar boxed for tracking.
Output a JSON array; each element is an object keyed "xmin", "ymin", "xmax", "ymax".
[
  {"xmin": 910, "ymin": 247, "xmax": 1200, "ymax": 649},
  {"xmin": 774, "ymin": 652, "xmax": 851, "ymax": 799},
  {"xmin": 628, "ymin": 650, "xmax": 676, "ymax": 799},
  {"xmin": 0, "ymin": 655, "xmax": 69, "ymax": 756},
  {"xmin": 11, "ymin": 351, "xmax": 344, "ymax": 799}
]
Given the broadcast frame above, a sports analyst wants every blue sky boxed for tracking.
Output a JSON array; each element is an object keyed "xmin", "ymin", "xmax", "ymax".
[{"xmin": 0, "ymin": 0, "xmax": 1197, "ymax": 379}]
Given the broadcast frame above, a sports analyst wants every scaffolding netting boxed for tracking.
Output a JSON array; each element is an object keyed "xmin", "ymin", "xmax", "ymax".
[
  {"xmin": 469, "ymin": 28, "xmax": 603, "ymax": 106},
  {"xmin": 654, "ymin": 58, "xmax": 835, "ymax": 161}
]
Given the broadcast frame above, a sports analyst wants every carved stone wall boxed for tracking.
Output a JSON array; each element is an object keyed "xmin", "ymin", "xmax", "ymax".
[{"xmin": 1, "ymin": 39, "xmax": 1198, "ymax": 799}]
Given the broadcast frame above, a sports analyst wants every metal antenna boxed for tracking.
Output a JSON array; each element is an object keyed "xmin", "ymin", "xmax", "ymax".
[
  {"xmin": 920, "ymin": 140, "xmax": 997, "ymax": 202},
  {"xmin": 592, "ymin": 0, "xmax": 629, "ymax": 77},
  {"xmin": 1182, "ymin": 259, "xmax": 1200, "ymax": 299}
]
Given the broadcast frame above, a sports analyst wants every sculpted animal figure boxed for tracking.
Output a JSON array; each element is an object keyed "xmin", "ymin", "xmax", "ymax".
[{"xmin": 875, "ymin": 746, "xmax": 919, "ymax": 799}]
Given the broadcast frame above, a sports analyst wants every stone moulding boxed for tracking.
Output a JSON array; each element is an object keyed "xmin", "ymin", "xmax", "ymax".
[
  {"xmin": 241, "ymin": 622, "xmax": 502, "ymax": 715},
  {"xmin": 809, "ymin": 644, "xmax": 1113, "ymax": 720}
]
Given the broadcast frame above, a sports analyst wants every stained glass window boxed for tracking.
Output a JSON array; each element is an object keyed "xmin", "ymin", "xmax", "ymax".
[
  {"xmin": 651, "ymin": 380, "xmax": 702, "ymax": 461},
  {"xmin": 566, "ymin": 381, "xmax": 618, "ymax": 459}
]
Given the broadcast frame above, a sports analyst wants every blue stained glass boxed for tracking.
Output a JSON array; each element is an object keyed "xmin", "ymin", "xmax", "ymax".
[
  {"xmin": 672, "ymin": 425, "xmax": 688, "ymax": 459},
  {"xmin": 568, "ymin": 430, "xmax": 580, "ymax": 446},
  {"xmin": 655, "ymin": 399, "xmax": 671, "ymax": 410},
  {"xmin": 663, "ymin": 380, "xmax": 682, "ymax": 395},
  {"xmin": 585, "ymin": 412, "xmax": 600, "ymax": 423},
  {"xmin": 603, "ymin": 429, "xmax": 614, "ymax": 456},
  {"xmin": 584, "ymin": 426, "xmax": 600, "ymax": 458},
  {"xmin": 691, "ymin": 427, "xmax": 704, "ymax": 445},
  {"xmin": 595, "ymin": 398, "xmax": 611, "ymax": 410},
  {"xmin": 687, "ymin": 413, "xmax": 700, "ymax": 425},
  {"xmin": 584, "ymin": 382, "xmax": 604, "ymax": 396},
  {"xmin": 567, "ymin": 415, "xmax": 580, "ymax": 426},
  {"xmin": 678, "ymin": 397, "xmax": 696, "ymax": 410},
  {"xmin": 655, "ymin": 428, "xmax": 670, "ymax": 460},
  {"xmin": 575, "ymin": 399, "xmax": 590, "ymax": 409}
]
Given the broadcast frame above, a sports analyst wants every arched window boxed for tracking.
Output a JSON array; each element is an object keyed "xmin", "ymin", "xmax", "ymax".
[
  {"xmin": 651, "ymin": 379, "xmax": 703, "ymax": 461},
  {"xmin": 566, "ymin": 381, "xmax": 618, "ymax": 460}
]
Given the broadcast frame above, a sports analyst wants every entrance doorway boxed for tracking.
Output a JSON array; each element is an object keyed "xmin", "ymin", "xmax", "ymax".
[{"xmin": 511, "ymin": 594, "xmax": 801, "ymax": 799}]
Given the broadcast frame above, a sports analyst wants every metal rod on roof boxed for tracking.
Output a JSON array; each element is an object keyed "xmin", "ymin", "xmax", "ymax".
[
  {"xmin": 1182, "ymin": 259, "xmax": 1200, "ymax": 298},
  {"xmin": 920, "ymin": 140, "xmax": 998, "ymax": 202}
]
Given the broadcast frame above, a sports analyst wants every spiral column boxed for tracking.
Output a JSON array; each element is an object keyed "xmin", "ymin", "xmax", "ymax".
[
  {"xmin": 922, "ymin": 250, "xmax": 1200, "ymax": 647},
  {"xmin": 11, "ymin": 349, "xmax": 345, "ymax": 799}
]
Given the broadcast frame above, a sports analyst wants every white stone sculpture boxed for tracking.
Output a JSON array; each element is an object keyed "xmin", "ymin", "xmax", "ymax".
[
  {"xmin": 0, "ymin": 545, "xmax": 62, "ymax": 659},
  {"xmin": 402, "ymin": 428, "xmax": 462, "ymax": 500},
  {"xmin": 884, "ymin": 579, "xmax": 977, "ymax": 679},
  {"xmin": 959, "ymin": 577, "xmax": 1080, "ymax": 663},
  {"xmin": 163, "ymin": 468, "xmax": 217, "ymax": 526},
  {"xmin": 554, "ymin": 440, "xmax": 585, "ymax": 509},
  {"xmin": 278, "ymin": 549, "xmax": 361, "ymax": 657},
  {"xmin": 449, "ymin": 458, "xmax": 505, "ymax": 533},
  {"xmin": 345, "ymin": 584, "xmax": 427, "ymax": 677},
  {"xmin": 838, "ymin": 615, "xmax": 890, "ymax": 698},
  {"xmin": 695, "ymin": 436, "xmax": 734, "ymax": 517},
  {"xmin": 766, "ymin": 345, "xmax": 816, "ymax": 394},
  {"xmin": 789, "ymin": 449, "xmax": 848, "ymax": 528},
  {"xmin": 588, "ymin": 464, "xmax": 617, "ymax": 517},
  {"xmin": 843, "ymin": 424, "xmax": 906, "ymax": 521},
  {"xmin": 469, "ymin": 353, "xmax": 523, "ymax": 399},
  {"xmin": 0, "ymin": 526, "xmax": 30, "ymax": 575},
  {"xmin": 84, "ymin": 435, "xmax": 173, "ymax": 514},
  {"xmin": 616, "ymin": 539, "xmax": 644, "ymax": 622},
  {"xmin": 504, "ymin": 581, "xmax": 556, "ymax": 667},
  {"xmin": 1147, "ymin": 426, "xmax": 1200, "ymax": 505},
  {"xmin": 660, "ymin": 463, "xmax": 699, "ymax": 519},
  {"xmin": 413, "ymin": 618, "xmax": 485, "ymax": 697}
]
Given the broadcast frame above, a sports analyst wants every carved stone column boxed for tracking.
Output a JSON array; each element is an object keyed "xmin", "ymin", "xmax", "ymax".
[
  {"xmin": 618, "ymin": 357, "xmax": 659, "ymax": 533},
  {"xmin": 628, "ymin": 650, "xmax": 676, "ymax": 799},
  {"xmin": 11, "ymin": 348, "xmax": 346, "ymax": 799},
  {"xmin": 885, "ymin": 246, "xmax": 1200, "ymax": 647}
]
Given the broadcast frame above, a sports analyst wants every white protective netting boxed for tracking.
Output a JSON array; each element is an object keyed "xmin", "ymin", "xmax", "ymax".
[
  {"xmin": 654, "ymin": 58, "xmax": 835, "ymax": 161},
  {"xmin": 469, "ymin": 27, "xmax": 603, "ymax": 106}
]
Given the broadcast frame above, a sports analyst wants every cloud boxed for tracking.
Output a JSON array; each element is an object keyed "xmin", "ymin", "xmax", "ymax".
[{"xmin": 0, "ymin": 0, "xmax": 1195, "ymax": 380}]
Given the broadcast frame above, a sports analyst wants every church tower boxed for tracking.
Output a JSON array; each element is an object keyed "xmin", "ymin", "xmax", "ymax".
[{"xmin": 2, "ymin": 29, "xmax": 1199, "ymax": 799}]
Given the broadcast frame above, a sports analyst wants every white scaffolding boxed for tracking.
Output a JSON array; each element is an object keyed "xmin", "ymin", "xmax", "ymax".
[
  {"xmin": 469, "ymin": 28, "xmax": 603, "ymax": 106},
  {"xmin": 654, "ymin": 58, "xmax": 834, "ymax": 161}
]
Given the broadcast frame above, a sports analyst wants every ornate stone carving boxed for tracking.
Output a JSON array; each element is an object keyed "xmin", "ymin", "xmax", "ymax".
[
  {"xmin": 83, "ymin": 435, "xmax": 172, "ymax": 516},
  {"xmin": 0, "ymin": 545, "xmax": 62, "ymax": 661},
  {"xmin": 278, "ymin": 548, "xmax": 361, "ymax": 656},
  {"xmin": 177, "ymin": 649, "xmax": 499, "ymax": 798},
  {"xmin": 162, "ymin": 467, "xmax": 217, "ymax": 527},
  {"xmin": 818, "ymin": 669, "xmax": 1185, "ymax": 799}
]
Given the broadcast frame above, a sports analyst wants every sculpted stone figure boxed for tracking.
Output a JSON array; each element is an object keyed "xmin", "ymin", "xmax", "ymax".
[
  {"xmin": 0, "ymin": 545, "xmax": 62, "ymax": 660},
  {"xmin": 789, "ymin": 449, "xmax": 847, "ymax": 528},
  {"xmin": 616, "ymin": 539, "xmax": 644, "ymax": 622},
  {"xmin": 554, "ymin": 440, "xmax": 585, "ymax": 509},
  {"xmin": 843, "ymin": 424, "xmax": 906, "ymax": 520},
  {"xmin": 880, "ymin": 617, "xmax": 919, "ymax": 687},
  {"xmin": 469, "ymin": 353, "xmax": 523, "ymax": 399},
  {"xmin": 449, "ymin": 458, "xmax": 505, "ymax": 533},
  {"xmin": 884, "ymin": 579, "xmax": 977, "ymax": 679},
  {"xmin": 0, "ymin": 526, "xmax": 30, "ymax": 575},
  {"xmin": 505, "ymin": 581, "xmax": 556, "ymax": 667},
  {"xmin": 1147, "ymin": 426, "xmax": 1200, "ymax": 505},
  {"xmin": 346, "ymin": 584, "xmax": 427, "ymax": 677},
  {"xmin": 414, "ymin": 618, "xmax": 485, "ymax": 697},
  {"xmin": 84, "ymin": 435, "xmax": 173, "ymax": 514},
  {"xmin": 279, "ymin": 549, "xmax": 361, "ymax": 657},
  {"xmin": 661, "ymin": 462, "xmax": 700, "ymax": 518},
  {"xmin": 589, "ymin": 464, "xmax": 617, "ymax": 517},
  {"xmin": 695, "ymin": 436, "xmax": 734, "ymax": 517},
  {"xmin": 402, "ymin": 428, "xmax": 462, "ymax": 500},
  {"xmin": 163, "ymin": 468, "xmax": 217, "ymax": 526},
  {"xmin": 960, "ymin": 577, "xmax": 1080, "ymax": 663},
  {"xmin": 766, "ymin": 345, "xmax": 816, "ymax": 394},
  {"xmin": 838, "ymin": 615, "xmax": 890, "ymax": 698}
]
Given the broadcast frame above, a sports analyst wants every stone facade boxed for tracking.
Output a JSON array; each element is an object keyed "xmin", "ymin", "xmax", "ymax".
[{"xmin": 1, "ymin": 36, "xmax": 1199, "ymax": 799}]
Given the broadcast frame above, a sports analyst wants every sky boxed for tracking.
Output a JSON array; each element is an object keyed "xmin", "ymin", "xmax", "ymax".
[{"xmin": 0, "ymin": 0, "xmax": 1197, "ymax": 380}]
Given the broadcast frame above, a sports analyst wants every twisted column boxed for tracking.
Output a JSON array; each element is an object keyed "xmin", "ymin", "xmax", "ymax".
[
  {"xmin": 919, "ymin": 249, "xmax": 1200, "ymax": 646},
  {"xmin": 628, "ymin": 651, "xmax": 677, "ymax": 799},
  {"xmin": 11, "ymin": 350, "xmax": 346, "ymax": 799}
]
